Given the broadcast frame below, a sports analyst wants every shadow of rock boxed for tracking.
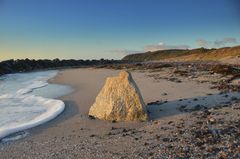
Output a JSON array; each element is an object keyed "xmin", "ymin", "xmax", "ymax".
[{"xmin": 147, "ymin": 92, "xmax": 240, "ymax": 120}]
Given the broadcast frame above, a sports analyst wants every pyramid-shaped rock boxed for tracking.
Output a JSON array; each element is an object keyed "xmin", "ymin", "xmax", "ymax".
[{"xmin": 89, "ymin": 71, "xmax": 148, "ymax": 121}]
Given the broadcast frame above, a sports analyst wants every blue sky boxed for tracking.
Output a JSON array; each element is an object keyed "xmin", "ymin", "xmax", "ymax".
[{"xmin": 0, "ymin": 0, "xmax": 239, "ymax": 60}]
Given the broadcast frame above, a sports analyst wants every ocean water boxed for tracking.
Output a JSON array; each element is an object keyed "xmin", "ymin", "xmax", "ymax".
[{"xmin": 0, "ymin": 70, "xmax": 73, "ymax": 140}]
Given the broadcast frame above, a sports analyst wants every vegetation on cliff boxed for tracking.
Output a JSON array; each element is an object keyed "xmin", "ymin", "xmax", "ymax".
[{"xmin": 122, "ymin": 46, "xmax": 240, "ymax": 62}]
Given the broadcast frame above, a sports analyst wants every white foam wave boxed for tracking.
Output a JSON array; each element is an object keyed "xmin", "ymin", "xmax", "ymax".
[
  {"xmin": 0, "ymin": 71, "xmax": 67, "ymax": 140},
  {"xmin": 0, "ymin": 95, "xmax": 64, "ymax": 139},
  {"xmin": 16, "ymin": 81, "xmax": 48, "ymax": 95}
]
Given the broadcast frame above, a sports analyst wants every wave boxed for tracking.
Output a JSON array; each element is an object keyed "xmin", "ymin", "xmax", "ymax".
[
  {"xmin": 0, "ymin": 95, "xmax": 64, "ymax": 139},
  {"xmin": 0, "ymin": 71, "xmax": 67, "ymax": 140}
]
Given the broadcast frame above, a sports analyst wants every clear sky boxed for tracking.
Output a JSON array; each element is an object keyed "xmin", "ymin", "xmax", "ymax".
[{"xmin": 0, "ymin": 0, "xmax": 239, "ymax": 61}]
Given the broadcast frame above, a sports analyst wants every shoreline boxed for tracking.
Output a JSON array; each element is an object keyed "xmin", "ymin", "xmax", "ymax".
[
  {"xmin": 0, "ymin": 70, "xmax": 68, "ymax": 140},
  {"xmin": 0, "ymin": 67, "xmax": 239, "ymax": 158}
]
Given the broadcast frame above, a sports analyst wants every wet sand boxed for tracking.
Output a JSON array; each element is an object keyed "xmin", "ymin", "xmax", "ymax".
[{"xmin": 0, "ymin": 68, "xmax": 239, "ymax": 159}]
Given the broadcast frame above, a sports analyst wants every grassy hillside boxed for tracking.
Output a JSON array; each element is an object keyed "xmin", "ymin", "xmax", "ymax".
[{"xmin": 122, "ymin": 46, "xmax": 240, "ymax": 62}]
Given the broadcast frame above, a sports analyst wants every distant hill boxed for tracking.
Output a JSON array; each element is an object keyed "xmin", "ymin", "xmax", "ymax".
[{"xmin": 122, "ymin": 45, "xmax": 240, "ymax": 64}]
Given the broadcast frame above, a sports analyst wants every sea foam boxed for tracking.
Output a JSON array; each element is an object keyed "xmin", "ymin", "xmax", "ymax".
[{"xmin": 0, "ymin": 71, "xmax": 72, "ymax": 140}]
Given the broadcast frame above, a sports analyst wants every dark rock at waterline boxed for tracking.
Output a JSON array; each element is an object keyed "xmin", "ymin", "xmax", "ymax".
[{"xmin": 0, "ymin": 58, "xmax": 124, "ymax": 76}]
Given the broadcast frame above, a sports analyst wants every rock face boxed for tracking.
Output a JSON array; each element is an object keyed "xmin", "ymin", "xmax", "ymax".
[
  {"xmin": 89, "ymin": 71, "xmax": 148, "ymax": 121},
  {"xmin": 0, "ymin": 59, "xmax": 123, "ymax": 76}
]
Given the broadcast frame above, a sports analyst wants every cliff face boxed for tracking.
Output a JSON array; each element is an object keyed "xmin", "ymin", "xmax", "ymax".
[{"xmin": 122, "ymin": 46, "xmax": 240, "ymax": 62}]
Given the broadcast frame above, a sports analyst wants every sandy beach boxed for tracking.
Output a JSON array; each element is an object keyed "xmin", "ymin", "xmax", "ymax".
[
  {"xmin": 1, "ymin": 1, "xmax": 239, "ymax": 158},
  {"xmin": 0, "ymin": 67, "xmax": 240, "ymax": 158}
]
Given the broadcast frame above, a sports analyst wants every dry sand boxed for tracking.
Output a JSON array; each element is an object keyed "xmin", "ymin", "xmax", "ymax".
[{"xmin": 0, "ymin": 68, "xmax": 239, "ymax": 159}]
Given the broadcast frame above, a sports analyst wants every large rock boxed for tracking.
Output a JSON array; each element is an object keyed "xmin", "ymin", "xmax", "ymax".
[{"xmin": 89, "ymin": 71, "xmax": 148, "ymax": 121}]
